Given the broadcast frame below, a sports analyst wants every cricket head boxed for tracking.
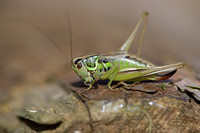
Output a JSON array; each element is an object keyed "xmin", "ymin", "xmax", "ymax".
[{"xmin": 71, "ymin": 56, "xmax": 98, "ymax": 86}]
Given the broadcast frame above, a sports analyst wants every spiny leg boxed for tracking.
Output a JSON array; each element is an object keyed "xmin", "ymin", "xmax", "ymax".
[
  {"xmin": 84, "ymin": 80, "xmax": 96, "ymax": 92},
  {"xmin": 137, "ymin": 11, "xmax": 149, "ymax": 57},
  {"xmin": 109, "ymin": 81, "xmax": 129, "ymax": 89},
  {"xmin": 100, "ymin": 65, "xmax": 120, "ymax": 90},
  {"xmin": 118, "ymin": 81, "xmax": 129, "ymax": 87},
  {"xmin": 119, "ymin": 11, "xmax": 149, "ymax": 53},
  {"xmin": 117, "ymin": 81, "xmax": 140, "ymax": 90},
  {"xmin": 107, "ymin": 67, "xmax": 120, "ymax": 90}
]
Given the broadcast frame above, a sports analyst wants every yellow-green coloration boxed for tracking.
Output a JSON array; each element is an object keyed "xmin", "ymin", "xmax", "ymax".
[
  {"xmin": 161, "ymin": 83, "xmax": 166, "ymax": 90},
  {"xmin": 71, "ymin": 11, "xmax": 184, "ymax": 90}
]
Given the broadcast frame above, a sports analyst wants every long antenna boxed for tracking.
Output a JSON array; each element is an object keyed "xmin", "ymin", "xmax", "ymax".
[
  {"xmin": 65, "ymin": 13, "xmax": 73, "ymax": 60},
  {"xmin": 10, "ymin": 17, "xmax": 69, "ymax": 61}
]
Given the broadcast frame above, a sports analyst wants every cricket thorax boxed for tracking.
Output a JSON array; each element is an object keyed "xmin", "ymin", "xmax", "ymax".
[
  {"xmin": 97, "ymin": 59, "xmax": 112, "ymax": 73},
  {"xmin": 82, "ymin": 56, "xmax": 111, "ymax": 77},
  {"xmin": 83, "ymin": 56, "xmax": 99, "ymax": 70}
]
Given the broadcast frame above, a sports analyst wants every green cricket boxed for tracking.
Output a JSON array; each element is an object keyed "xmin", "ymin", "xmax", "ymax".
[{"xmin": 71, "ymin": 11, "xmax": 184, "ymax": 91}]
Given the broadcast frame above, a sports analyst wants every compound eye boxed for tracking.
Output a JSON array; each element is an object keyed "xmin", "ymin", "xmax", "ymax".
[{"xmin": 77, "ymin": 63, "xmax": 82, "ymax": 69}]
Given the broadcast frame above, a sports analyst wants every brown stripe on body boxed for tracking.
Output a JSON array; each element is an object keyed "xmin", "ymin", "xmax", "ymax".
[{"xmin": 118, "ymin": 68, "xmax": 147, "ymax": 75}]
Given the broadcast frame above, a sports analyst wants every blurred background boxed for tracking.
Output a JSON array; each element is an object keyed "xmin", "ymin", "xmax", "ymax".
[{"xmin": 0, "ymin": 0, "xmax": 200, "ymax": 91}]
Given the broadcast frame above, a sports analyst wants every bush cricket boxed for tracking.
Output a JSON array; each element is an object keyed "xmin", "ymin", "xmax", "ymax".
[{"xmin": 71, "ymin": 11, "xmax": 184, "ymax": 91}]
